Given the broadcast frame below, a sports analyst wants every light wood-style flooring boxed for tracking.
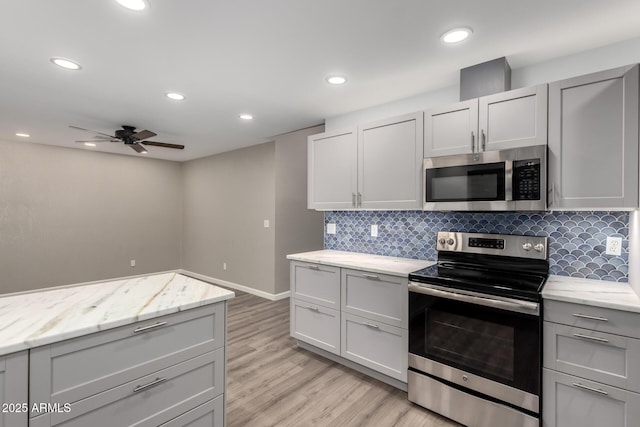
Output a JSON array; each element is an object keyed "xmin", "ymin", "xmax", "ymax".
[{"xmin": 226, "ymin": 291, "xmax": 461, "ymax": 427}]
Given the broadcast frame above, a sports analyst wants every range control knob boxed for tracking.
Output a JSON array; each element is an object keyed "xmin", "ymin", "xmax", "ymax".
[
  {"xmin": 534, "ymin": 243, "xmax": 545, "ymax": 252},
  {"xmin": 438, "ymin": 238, "xmax": 446, "ymax": 246},
  {"xmin": 447, "ymin": 238, "xmax": 455, "ymax": 246},
  {"xmin": 522, "ymin": 242, "xmax": 533, "ymax": 251}
]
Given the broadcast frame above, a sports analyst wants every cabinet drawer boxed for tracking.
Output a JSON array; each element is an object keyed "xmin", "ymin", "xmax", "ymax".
[
  {"xmin": 543, "ymin": 368, "xmax": 640, "ymax": 427},
  {"xmin": 30, "ymin": 349, "xmax": 224, "ymax": 427},
  {"xmin": 545, "ymin": 300, "xmax": 640, "ymax": 339},
  {"xmin": 290, "ymin": 298, "xmax": 340, "ymax": 355},
  {"xmin": 544, "ymin": 322, "xmax": 640, "ymax": 392},
  {"xmin": 341, "ymin": 312, "xmax": 407, "ymax": 382},
  {"xmin": 30, "ymin": 303, "xmax": 224, "ymax": 412},
  {"xmin": 291, "ymin": 261, "xmax": 340, "ymax": 309},
  {"xmin": 159, "ymin": 395, "xmax": 224, "ymax": 427},
  {"xmin": 342, "ymin": 269, "xmax": 407, "ymax": 328}
]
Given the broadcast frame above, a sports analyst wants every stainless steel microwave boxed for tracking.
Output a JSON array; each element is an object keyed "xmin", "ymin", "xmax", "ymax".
[{"xmin": 423, "ymin": 145, "xmax": 546, "ymax": 211}]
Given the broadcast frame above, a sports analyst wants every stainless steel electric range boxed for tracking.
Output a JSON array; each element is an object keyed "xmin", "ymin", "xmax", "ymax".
[{"xmin": 408, "ymin": 231, "xmax": 549, "ymax": 427}]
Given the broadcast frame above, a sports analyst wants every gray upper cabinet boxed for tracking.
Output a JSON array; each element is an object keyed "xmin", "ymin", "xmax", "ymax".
[
  {"xmin": 308, "ymin": 112, "xmax": 423, "ymax": 210},
  {"xmin": 548, "ymin": 64, "xmax": 639, "ymax": 210},
  {"xmin": 307, "ymin": 128, "xmax": 357, "ymax": 210},
  {"xmin": 424, "ymin": 84, "xmax": 547, "ymax": 157},
  {"xmin": 358, "ymin": 113, "xmax": 424, "ymax": 210}
]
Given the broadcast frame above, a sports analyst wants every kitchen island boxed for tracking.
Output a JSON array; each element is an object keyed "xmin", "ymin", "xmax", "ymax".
[{"xmin": 0, "ymin": 272, "xmax": 234, "ymax": 427}]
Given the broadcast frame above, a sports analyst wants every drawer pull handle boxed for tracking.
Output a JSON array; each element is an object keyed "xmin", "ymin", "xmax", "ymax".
[
  {"xmin": 362, "ymin": 274, "xmax": 379, "ymax": 280},
  {"xmin": 133, "ymin": 377, "xmax": 168, "ymax": 393},
  {"xmin": 572, "ymin": 313, "xmax": 608, "ymax": 322},
  {"xmin": 307, "ymin": 265, "xmax": 320, "ymax": 270},
  {"xmin": 133, "ymin": 321, "xmax": 167, "ymax": 333},
  {"xmin": 572, "ymin": 382, "xmax": 608, "ymax": 396},
  {"xmin": 306, "ymin": 305, "xmax": 320, "ymax": 312},
  {"xmin": 573, "ymin": 333, "xmax": 609, "ymax": 343},
  {"xmin": 362, "ymin": 322, "xmax": 379, "ymax": 329}
]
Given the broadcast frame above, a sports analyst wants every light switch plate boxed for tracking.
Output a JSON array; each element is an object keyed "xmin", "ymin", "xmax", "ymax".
[
  {"xmin": 371, "ymin": 224, "xmax": 378, "ymax": 237},
  {"xmin": 264, "ymin": 219, "xmax": 270, "ymax": 228},
  {"xmin": 327, "ymin": 223, "xmax": 336, "ymax": 234}
]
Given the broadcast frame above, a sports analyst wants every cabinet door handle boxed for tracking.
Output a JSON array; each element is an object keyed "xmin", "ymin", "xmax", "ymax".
[
  {"xmin": 573, "ymin": 333, "xmax": 609, "ymax": 343},
  {"xmin": 307, "ymin": 265, "xmax": 320, "ymax": 270},
  {"xmin": 572, "ymin": 313, "xmax": 609, "ymax": 322},
  {"xmin": 357, "ymin": 192, "xmax": 362, "ymax": 207},
  {"xmin": 481, "ymin": 129, "xmax": 486, "ymax": 151},
  {"xmin": 572, "ymin": 382, "xmax": 608, "ymax": 396},
  {"xmin": 352, "ymin": 193, "xmax": 356, "ymax": 207},
  {"xmin": 362, "ymin": 273, "xmax": 379, "ymax": 280},
  {"xmin": 133, "ymin": 321, "xmax": 167, "ymax": 334},
  {"xmin": 306, "ymin": 305, "xmax": 320, "ymax": 312},
  {"xmin": 133, "ymin": 377, "xmax": 168, "ymax": 393},
  {"xmin": 471, "ymin": 131, "xmax": 475, "ymax": 152},
  {"xmin": 362, "ymin": 322, "xmax": 379, "ymax": 329}
]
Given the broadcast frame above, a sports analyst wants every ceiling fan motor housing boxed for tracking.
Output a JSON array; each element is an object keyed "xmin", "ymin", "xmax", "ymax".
[{"xmin": 115, "ymin": 126, "xmax": 137, "ymax": 144}]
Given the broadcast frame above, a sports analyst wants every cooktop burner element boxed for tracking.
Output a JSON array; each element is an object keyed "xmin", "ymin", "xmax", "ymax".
[{"xmin": 408, "ymin": 232, "xmax": 549, "ymax": 302}]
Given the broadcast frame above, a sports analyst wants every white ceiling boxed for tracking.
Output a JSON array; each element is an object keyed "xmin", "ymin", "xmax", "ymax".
[{"xmin": 1, "ymin": 0, "xmax": 640, "ymax": 162}]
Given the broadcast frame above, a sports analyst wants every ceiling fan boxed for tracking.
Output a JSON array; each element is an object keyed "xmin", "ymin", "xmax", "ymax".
[{"xmin": 70, "ymin": 125, "xmax": 185, "ymax": 153}]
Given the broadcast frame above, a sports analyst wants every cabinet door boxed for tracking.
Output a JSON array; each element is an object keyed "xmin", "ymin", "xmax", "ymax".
[
  {"xmin": 543, "ymin": 369, "xmax": 640, "ymax": 427},
  {"xmin": 424, "ymin": 99, "xmax": 478, "ymax": 157},
  {"xmin": 479, "ymin": 84, "xmax": 547, "ymax": 151},
  {"xmin": 0, "ymin": 351, "xmax": 28, "ymax": 427},
  {"xmin": 341, "ymin": 269, "xmax": 407, "ymax": 328},
  {"xmin": 307, "ymin": 128, "xmax": 357, "ymax": 210},
  {"xmin": 290, "ymin": 298, "xmax": 340, "ymax": 355},
  {"xmin": 358, "ymin": 112, "xmax": 424, "ymax": 209},
  {"xmin": 341, "ymin": 312, "xmax": 407, "ymax": 382},
  {"xmin": 548, "ymin": 64, "xmax": 639, "ymax": 209}
]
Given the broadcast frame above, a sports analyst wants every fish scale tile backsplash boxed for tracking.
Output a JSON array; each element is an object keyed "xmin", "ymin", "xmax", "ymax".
[{"xmin": 324, "ymin": 211, "xmax": 629, "ymax": 282}]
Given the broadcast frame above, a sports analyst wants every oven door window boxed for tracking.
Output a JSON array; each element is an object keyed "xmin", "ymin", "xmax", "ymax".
[
  {"xmin": 409, "ymin": 294, "xmax": 539, "ymax": 394},
  {"xmin": 426, "ymin": 162, "xmax": 505, "ymax": 202}
]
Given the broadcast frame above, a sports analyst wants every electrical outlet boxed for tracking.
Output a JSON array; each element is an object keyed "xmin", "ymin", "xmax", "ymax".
[
  {"xmin": 223, "ymin": 262, "xmax": 227, "ymax": 270},
  {"xmin": 264, "ymin": 219, "xmax": 270, "ymax": 228},
  {"xmin": 326, "ymin": 223, "xmax": 336, "ymax": 235},
  {"xmin": 130, "ymin": 259, "xmax": 136, "ymax": 267},
  {"xmin": 371, "ymin": 224, "xmax": 378, "ymax": 237},
  {"xmin": 606, "ymin": 236, "xmax": 622, "ymax": 256}
]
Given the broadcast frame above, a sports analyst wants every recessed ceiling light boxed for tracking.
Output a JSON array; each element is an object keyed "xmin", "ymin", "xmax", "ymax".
[
  {"xmin": 239, "ymin": 114, "xmax": 253, "ymax": 120},
  {"xmin": 15, "ymin": 133, "xmax": 30, "ymax": 138},
  {"xmin": 116, "ymin": 0, "xmax": 146, "ymax": 11},
  {"xmin": 441, "ymin": 27, "xmax": 473, "ymax": 44},
  {"xmin": 83, "ymin": 142, "xmax": 96, "ymax": 147},
  {"xmin": 165, "ymin": 92, "xmax": 185, "ymax": 101},
  {"xmin": 50, "ymin": 57, "xmax": 82, "ymax": 70},
  {"xmin": 326, "ymin": 75, "xmax": 348, "ymax": 85}
]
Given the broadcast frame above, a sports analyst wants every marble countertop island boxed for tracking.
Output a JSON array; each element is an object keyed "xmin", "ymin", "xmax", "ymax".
[
  {"xmin": 287, "ymin": 249, "xmax": 434, "ymax": 277},
  {"xmin": 543, "ymin": 275, "xmax": 640, "ymax": 313},
  {"xmin": 0, "ymin": 272, "xmax": 235, "ymax": 357}
]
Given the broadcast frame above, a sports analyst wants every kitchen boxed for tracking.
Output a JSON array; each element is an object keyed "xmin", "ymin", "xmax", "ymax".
[{"xmin": 2, "ymin": 1, "xmax": 640, "ymax": 426}]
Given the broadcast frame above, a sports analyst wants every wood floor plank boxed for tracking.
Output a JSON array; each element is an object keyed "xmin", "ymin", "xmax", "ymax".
[{"xmin": 226, "ymin": 291, "xmax": 461, "ymax": 427}]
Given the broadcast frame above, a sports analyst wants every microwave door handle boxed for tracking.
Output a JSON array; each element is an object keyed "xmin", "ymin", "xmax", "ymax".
[{"xmin": 505, "ymin": 160, "xmax": 513, "ymax": 201}]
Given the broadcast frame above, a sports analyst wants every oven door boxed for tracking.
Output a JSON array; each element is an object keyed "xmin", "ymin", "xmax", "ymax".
[{"xmin": 408, "ymin": 283, "xmax": 541, "ymax": 411}]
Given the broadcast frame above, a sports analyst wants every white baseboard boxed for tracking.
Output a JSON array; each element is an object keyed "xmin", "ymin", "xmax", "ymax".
[{"xmin": 178, "ymin": 270, "xmax": 291, "ymax": 301}]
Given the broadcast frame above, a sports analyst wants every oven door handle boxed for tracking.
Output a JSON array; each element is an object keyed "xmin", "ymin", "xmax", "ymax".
[{"xmin": 408, "ymin": 283, "xmax": 539, "ymax": 315}]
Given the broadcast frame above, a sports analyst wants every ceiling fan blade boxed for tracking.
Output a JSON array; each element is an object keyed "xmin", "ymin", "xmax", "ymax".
[
  {"xmin": 141, "ymin": 141, "xmax": 185, "ymax": 150},
  {"xmin": 129, "ymin": 143, "xmax": 148, "ymax": 153},
  {"xmin": 69, "ymin": 125, "xmax": 118, "ymax": 139},
  {"xmin": 132, "ymin": 129, "xmax": 157, "ymax": 140},
  {"xmin": 75, "ymin": 139, "xmax": 119, "ymax": 143}
]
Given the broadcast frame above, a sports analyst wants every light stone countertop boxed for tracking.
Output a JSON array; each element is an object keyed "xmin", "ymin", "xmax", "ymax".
[
  {"xmin": 287, "ymin": 249, "xmax": 434, "ymax": 277},
  {"xmin": 543, "ymin": 275, "xmax": 640, "ymax": 313},
  {"xmin": 0, "ymin": 272, "xmax": 235, "ymax": 357}
]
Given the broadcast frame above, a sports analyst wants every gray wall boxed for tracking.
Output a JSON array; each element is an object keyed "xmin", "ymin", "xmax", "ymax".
[
  {"xmin": 0, "ymin": 139, "xmax": 182, "ymax": 294},
  {"xmin": 181, "ymin": 142, "xmax": 276, "ymax": 294},
  {"xmin": 274, "ymin": 125, "xmax": 325, "ymax": 294}
]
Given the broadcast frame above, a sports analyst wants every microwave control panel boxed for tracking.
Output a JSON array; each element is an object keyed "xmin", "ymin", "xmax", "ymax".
[{"xmin": 513, "ymin": 158, "xmax": 541, "ymax": 200}]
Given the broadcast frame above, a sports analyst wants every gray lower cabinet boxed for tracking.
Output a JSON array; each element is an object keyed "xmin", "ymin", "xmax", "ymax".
[
  {"xmin": 290, "ymin": 261, "xmax": 409, "ymax": 384},
  {"xmin": 543, "ymin": 299, "xmax": 640, "ymax": 427},
  {"xmin": 548, "ymin": 64, "xmax": 639, "ymax": 209},
  {"xmin": 0, "ymin": 351, "xmax": 28, "ymax": 427},
  {"xmin": 29, "ymin": 303, "xmax": 227, "ymax": 427}
]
